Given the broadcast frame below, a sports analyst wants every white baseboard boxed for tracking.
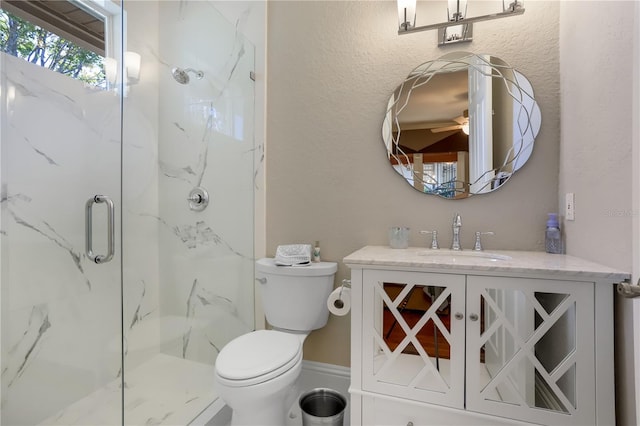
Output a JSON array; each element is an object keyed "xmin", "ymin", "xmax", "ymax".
[
  {"xmin": 301, "ymin": 360, "xmax": 351, "ymax": 378},
  {"xmin": 298, "ymin": 360, "xmax": 351, "ymax": 397}
]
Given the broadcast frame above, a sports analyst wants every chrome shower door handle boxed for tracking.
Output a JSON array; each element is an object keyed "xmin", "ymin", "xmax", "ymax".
[{"xmin": 85, "ymin": 195, "xmax": 115, "ymax": 264}]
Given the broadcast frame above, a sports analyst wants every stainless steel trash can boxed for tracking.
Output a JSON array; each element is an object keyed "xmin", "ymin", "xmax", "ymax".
[{"xmin": 299, "ymin": 388, "xmax": 346, "ymax": 426}]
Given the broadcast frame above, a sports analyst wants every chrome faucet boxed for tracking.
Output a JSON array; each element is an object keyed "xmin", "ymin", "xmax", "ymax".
[
  {"xmin": 451, "ymin": 213, "xmax": 462, "ymax": 250},
  {"xmin": 473, "ymin": 231, "xmax": 495, "ymax": 251},
  {"xmin": 420, "ymin": 230, "xmax": 439, "ymax": 249}
]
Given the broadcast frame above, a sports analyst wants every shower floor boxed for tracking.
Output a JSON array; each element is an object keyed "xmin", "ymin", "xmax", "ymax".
[{"xmin": 39, "ymin": 354, "xmax": 217, "ymax": 425}]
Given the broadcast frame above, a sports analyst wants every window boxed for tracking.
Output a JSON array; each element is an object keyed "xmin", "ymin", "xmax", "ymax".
[{"xmin": 0, "ymin": 0, "xmax": 121, "ymax": 88}]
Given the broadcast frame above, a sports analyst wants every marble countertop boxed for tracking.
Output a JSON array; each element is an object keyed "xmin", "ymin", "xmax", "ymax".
[{"xmin": 343, "ymin": 246, "xmax": 630, "ymax": 281}]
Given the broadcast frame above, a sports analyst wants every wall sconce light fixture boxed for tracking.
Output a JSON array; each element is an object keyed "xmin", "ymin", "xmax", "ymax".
[
  {"xmin": 397, "ymin": 0, "xmax": 524, "ymax": 46},
  {"xmin": 125, "ymin": 51, "xmax": 141, "ymax": 83},
  {"xmin": 104, "ymin": 57, "xmax": 117, "ymax": 87},
  {"xmin": 103, "ymin": 51, "xmax": 141, "ymax": 93}
]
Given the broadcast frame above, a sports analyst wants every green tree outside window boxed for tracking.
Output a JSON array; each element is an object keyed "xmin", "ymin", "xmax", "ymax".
[{"xmin": 0, "ymin": 9, "xmax": 106, "ymax": 87}]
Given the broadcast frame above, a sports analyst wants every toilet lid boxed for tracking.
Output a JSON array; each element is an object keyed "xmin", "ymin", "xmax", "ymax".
[{"xmin": 216, "ymin": 330, "xmax": 302, "ymax": 385}]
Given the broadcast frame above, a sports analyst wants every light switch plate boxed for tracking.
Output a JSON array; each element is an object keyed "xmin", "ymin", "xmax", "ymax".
[{"xmin": 566, "ymin": 193, "xmax": 575, "ymax": 221}]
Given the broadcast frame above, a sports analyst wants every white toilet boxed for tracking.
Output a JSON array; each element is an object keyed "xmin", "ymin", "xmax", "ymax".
[{"xmin": 214, "ymin": 258, "xmax": 338, "ymax": 426}]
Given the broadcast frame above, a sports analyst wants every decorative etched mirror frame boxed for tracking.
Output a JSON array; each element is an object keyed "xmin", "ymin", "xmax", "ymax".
[{"xmin": 382, "ymin": 52, "xmax": 541, "ymax": 199}]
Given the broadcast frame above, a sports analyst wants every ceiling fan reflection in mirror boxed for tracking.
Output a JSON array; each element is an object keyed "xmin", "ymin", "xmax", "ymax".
[{"xmin": 431, "ymin": 109, "xmax": 469, "ymax": 134}]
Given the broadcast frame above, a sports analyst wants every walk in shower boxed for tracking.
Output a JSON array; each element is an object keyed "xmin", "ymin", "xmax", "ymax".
[{"xmin": 1, "ymin": 1, "xmax": 256, "ymax": 424}]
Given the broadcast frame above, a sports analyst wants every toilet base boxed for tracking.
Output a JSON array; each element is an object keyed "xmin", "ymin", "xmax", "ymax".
[
  {"xmin": 228, "ymin": 380, "xmax": 300, "ymax": 426},
  {"xmin": 215, "ymin": 352, "xmax": 303, "ymax": 426}
]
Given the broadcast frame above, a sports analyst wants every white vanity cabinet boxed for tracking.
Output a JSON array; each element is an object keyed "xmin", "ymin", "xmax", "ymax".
[{"xmin": 344, "ymin": 246, "xmax": 629, "ymax": 426}]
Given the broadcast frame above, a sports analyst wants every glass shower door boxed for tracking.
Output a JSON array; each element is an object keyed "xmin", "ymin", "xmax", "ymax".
[
  {"xmin": 1, "ymin": 0, "xmax": 257, "ymax": 423},
  {"xmin": 120, "ymin": 1, "xmax": 255, "ymax": 424},
  {"xmin": 0, "ymin": 3, "xmax": 125, "ymax": 424}
]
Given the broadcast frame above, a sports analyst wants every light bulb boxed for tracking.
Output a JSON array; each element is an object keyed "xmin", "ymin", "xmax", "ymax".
[
  {"xmin": 447, "ymin": 0, "xmax": 467, "ymax": 21},
  {"xmin": 397, "ymin": 0, "xmax": 416, "ymax": 30}
]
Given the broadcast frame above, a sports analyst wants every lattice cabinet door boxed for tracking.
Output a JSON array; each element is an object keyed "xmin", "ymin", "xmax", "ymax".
[
  {"xmin": 362, "ymin": 270, "xmax": 466, "ymax": 408},
  {"xmin": 465, "ymin": 276, "xmax": 595, "ymax": 426}
]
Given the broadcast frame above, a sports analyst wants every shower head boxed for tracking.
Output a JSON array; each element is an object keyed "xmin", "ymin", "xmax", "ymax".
[{"xmin": 171, "ymin": 67, "xmax": 204, "ymax": 84}]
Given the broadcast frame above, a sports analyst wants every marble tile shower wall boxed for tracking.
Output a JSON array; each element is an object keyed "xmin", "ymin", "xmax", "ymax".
[{"xmin": 1, "ymin": 2, "xmax": 258, "ymax": 424}]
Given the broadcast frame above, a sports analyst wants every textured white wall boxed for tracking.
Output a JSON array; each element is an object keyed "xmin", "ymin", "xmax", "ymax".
[
  {"xmin": 267, "ymin": 1, "xmax": 559, "ymax": 366},
  {"xmin": 558, "ymin": 2, "xmax": 636, "ymax": 424}
]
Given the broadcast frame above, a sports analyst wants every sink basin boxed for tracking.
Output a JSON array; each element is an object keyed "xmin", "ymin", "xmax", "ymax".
[{"xmin": 417, "ymin": 249, "xmax": 512, "ymax": 261}]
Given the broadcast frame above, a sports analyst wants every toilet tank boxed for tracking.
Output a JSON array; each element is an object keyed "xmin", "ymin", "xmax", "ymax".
[{"xmin": 256, "ymin": 258, "xmax": 338, "ymax": 332}]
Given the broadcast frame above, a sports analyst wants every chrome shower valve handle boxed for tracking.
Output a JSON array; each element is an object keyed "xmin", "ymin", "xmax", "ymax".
[{"xmin": 188, "ymin": 187, "xmax": 209, "ymax": 211}]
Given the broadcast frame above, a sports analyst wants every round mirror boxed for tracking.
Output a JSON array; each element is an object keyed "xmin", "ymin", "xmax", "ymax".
[{"xmin": 382, "ymin": 52, "xmax": 541, "ymax": 199}]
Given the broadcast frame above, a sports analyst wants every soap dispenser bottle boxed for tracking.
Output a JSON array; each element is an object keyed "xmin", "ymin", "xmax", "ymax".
[{"xmin": 545, "ymin": 213, "xmax": 562, "ymax": 254}]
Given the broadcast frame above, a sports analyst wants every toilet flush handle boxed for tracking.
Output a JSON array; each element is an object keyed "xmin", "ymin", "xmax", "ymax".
[{"xmin": 256, "ymin": 277, "xmax": 267, "ymax": 285}]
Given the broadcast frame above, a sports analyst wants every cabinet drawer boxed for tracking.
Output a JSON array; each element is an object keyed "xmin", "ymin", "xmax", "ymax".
[{"xmin": 361, "ymin": 394, "xmax": 536, "ymax": 426}]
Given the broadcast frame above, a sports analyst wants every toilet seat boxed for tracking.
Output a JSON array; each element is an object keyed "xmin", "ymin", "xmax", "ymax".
[{"xmin": 215, "ymin": 330, "xmax": 302, "ymax": 387}]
